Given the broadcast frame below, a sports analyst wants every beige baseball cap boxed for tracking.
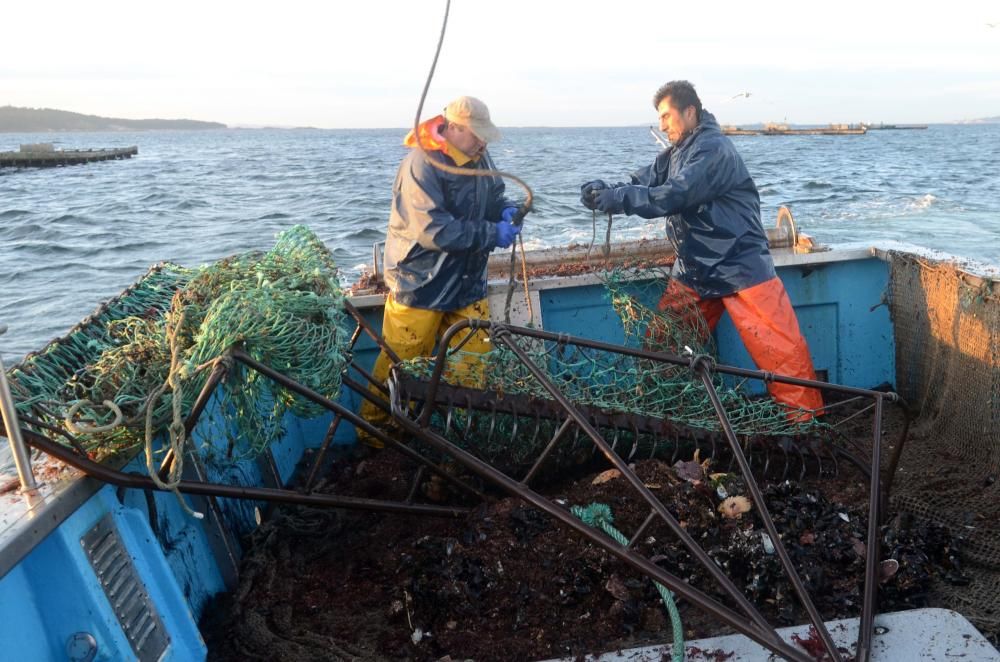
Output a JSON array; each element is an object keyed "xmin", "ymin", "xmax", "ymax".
[{"xmin": 444, "ymin": 96, "xmax": 502, "ymax": 143}]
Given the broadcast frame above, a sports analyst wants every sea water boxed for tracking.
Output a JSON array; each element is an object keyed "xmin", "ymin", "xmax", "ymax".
[{"xmin": 1, "ymin": 124, "xmax": 998, "ymax": 361}]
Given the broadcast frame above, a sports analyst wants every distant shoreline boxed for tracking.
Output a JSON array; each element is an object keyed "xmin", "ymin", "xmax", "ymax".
[
  {"xmin": 0, "ymin": 106, "xmax": 226, "ymax": 133},
  {"xmin": 2, "ymin": 104, "xmax": 997, "ymax": 132}
]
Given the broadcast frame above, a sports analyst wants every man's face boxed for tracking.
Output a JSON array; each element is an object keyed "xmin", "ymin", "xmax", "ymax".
[
  {"xmin": 444, "ymin": 122, "xmax": 486, "ymax": 158},
  {"xmin": 657, "ymin": 97, "xmax": 697, "ymax": 144}
]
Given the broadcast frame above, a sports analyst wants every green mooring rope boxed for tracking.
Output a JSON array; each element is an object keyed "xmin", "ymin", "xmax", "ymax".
[{"xmin": 571, "ymin": 502, "xmax": 684, "ymax": 662}]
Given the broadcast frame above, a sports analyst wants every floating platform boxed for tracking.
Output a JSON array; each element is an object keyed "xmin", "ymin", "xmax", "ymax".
[
  {"xmin": 0, "ymin": 145, "xmax": 138, "ymax": 168},
  {"xmin": 723, "ymin": 123, "xmax": 867, "ymax": 136},
  {"xmin": 862, "ymin": 123, "xmax": 928, "ymax": 130}
]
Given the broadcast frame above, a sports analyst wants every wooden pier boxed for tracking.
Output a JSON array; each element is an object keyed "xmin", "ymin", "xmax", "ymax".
[{"xmin": 0, "ymin": 145, "xmax": 138, "ymax": 168}]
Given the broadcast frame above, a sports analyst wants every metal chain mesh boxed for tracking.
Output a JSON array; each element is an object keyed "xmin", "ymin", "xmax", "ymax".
[{"xmin": 399, "ymin": 269, "xmax": 828, "ymax": 469}]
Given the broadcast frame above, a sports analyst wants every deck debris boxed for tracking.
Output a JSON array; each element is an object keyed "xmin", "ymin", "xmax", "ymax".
[
  {"xmin": 204, "ymin": 432, "xmax": 968, "ymax": 660},
  {"xmin": 718, "ymin": 495, "xmax": 752, "ymax": 519},
  {"xmin": 592, "ymin": 468, "xmax": 622, "ymax": 485}
]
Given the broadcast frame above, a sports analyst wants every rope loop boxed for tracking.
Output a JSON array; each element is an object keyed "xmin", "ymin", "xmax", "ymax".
[{"xmin": 64, "ymin": 400, "xmax": 123, "ymax": 435}]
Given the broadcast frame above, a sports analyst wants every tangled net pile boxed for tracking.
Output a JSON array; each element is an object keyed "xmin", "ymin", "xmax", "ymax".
[
  {"xmin": 8, "ymin": 225, "xmax": 351, "ymax": 464},
  {"xmin": 399, "ymin": 268, "xmax": 828, "ymax": 468}
]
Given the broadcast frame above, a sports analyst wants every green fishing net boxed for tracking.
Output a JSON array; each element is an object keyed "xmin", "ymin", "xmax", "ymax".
[
  {"xmin": 398, "ymin": 268, "xmax": 828, "ymax": 470},
  {"xmin": 8, "ymin": 225, "xmax": 351, "ymax": 460}
]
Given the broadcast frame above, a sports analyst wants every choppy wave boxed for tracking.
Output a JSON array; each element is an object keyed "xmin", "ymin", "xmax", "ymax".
[{"xmin": 1, "ymin": 124, "xmax": 999, "ymax": 360}]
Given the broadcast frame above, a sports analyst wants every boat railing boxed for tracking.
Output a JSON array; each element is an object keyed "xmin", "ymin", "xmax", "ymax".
[{"xmin": 0, "ymin": 324, "xmax": 37, "ymax": 493}]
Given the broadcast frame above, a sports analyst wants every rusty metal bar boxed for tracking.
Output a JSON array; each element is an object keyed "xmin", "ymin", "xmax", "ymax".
[
  {"xmin": 397, "ymin": 375, "xmax": 873, "ymax": 485},
  {"xmin": 183, "ymin": 357, "xmax": 230, "ymax": 435},
  {"xmin": 341, "ymin": 374, "xmax": 485, "ymax": 500},
  {"xmin": 237, "ymin": 351, "xmax": 487, "ymax": 502},
  {"xmin": 258, "ymin": 447, "xmax": 283, "ymax": 489},
  {"xmin": 342, "ymin": 318, "xmax": 391, "ymax": 398},
  {"xmin": 17, "ymin": 414, "xmax": 89, "ymax": 457},
  {"xmin": 303, "ymin": 324, "xmax": 363, "ymax": 491},
  {"xmin": 406, "ymin": 465, "xmax": 427, "ymax": 504},
  {"xmin": 626, "ymin": 511, "xmax": 657, "ymax": 551},
  {"xmin": 520, "ymin": 417, "xmax": 575, "ymax": 486},
  {"xmin": 399, "ymin": 318, "xmax": 904, "ymax": 659},
  {"xmin": 347, "ymin": 322, "xmax": 363, "ymax": 350},
  {"xmin": 343, "ymin": 300, "xmax": 403, "ymax": 364},
  {"xmin": 303, "ymin": 414, "xmax": 343, "ymax": 492},
  {"xmin": 857, "ymin": 395, "xmax": 886, "ymax": 662},
  {"xmin": 883, "ymin": 400, "xmax": 913, "ymax": 507},
  {"xmin": 402, "ymin": 376, "xmax": 716, "ymax": 443},
  {"xmin": 350, "ymin": 362, "xmax": 389, "ymax": 396},
  {"xmin": 693, "ymin": 359, "xmax": 843, "ymax": 662},
  {"xmin": 489, "ymin": 329, "xmax": 780, "ymax": 637},
  {"xmin": 157, "ymin": 357, "xmax": 229, "ymax": 480},
  {"xmin": 447, "ymin": 326, "xmax": 483, "ymax": 356},
  {"xmin": 389, "ymin": 389, "xmax": 811, "ymax": 661},
  {"xmin": 428, "ymin": 320, "xmax": 896, "ymax": 403},
  {"xmin": 420, "ymin": 319, "xmax": 491, "ymax": 426},
  {"xmin": 19, "ymin": 426, "xmax": 470, "ymax": 518}
]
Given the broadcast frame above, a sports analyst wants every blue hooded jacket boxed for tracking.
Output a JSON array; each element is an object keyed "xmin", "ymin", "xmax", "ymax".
[
  {"xmin": 613, "ymin": 111, "xmax": 775, "ymax": 298},
  {"xmin": 383, "ymin": 128, "xmax": 511, "ymax": 312}
]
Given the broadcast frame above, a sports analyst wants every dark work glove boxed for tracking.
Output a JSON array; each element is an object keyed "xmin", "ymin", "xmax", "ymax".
[
  {"xmin": 592, "ymin": 186, "xmax": 625, "ymax": 214},
  {"xmin": 495, "ymin": 220, "xmax": 521, "ymax": 249},
  {"xmin": 580, "ymin": 179, "xmax": 608, "ymax": 210}
]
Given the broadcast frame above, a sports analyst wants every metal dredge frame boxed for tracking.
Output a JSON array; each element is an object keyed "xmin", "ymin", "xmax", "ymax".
[
  {"xmin": 5, "ymin": 305, "xmax": 906, "ymax": 661},
  {"xmin": 6, "ymin": 303, "xmax": 485, "ymax": 523},
  {"xmin": 386, "ymin": 318, "xmax": 903, "ymax": 662}
]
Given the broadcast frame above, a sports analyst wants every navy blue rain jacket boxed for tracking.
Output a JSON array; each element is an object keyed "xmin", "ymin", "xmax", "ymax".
[
  {"xmin": 615, "ymin": 111, "xmax": 775, "ymax": 298},
  {"xmin": 384, "ymin": 147, "xmax": 510, "ymax": 311}
]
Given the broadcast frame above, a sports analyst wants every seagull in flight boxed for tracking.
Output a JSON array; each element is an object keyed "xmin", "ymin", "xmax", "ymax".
[{"xmin": 731, "ymin": 91, "xmax": 752, "ymax": 100}]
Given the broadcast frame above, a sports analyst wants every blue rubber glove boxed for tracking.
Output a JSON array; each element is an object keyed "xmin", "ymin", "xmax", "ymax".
[
  {"xmin": 580, "ymin": 180, "xmax": 608, "ymax": 210},
  {"xmin": 495, "ymin": 219, "xmax": 521, "ymax": 249},
  {"xmin": 592, "ymin": 186, "xmax": 625, "ymax": 214},
  {"xmin": 501, "ymin": 206, "xmax": 518, "ymax": 224}
]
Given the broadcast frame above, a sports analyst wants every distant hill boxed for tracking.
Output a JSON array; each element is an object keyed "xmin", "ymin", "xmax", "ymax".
[
  {"xmin": 953, "ymin": 116, "xmax": 1000, "ymax": 124},
  {"xmin": 0, "ymin": 106, "xmax": 226, "ymax": 132}
]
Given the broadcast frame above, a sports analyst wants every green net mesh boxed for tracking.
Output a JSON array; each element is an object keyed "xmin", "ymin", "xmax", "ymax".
[
  {"xmin": 8, "ymin": 225, "xmax": 351, "ymax": 460},
  {"xmin": 398, "ymin": 268, "xmax": 828, "ymax": 470}
]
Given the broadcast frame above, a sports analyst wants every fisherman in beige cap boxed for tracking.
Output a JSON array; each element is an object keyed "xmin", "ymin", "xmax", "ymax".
[{"xmin": 359, "ymin": 96, "xmax": 520, "ymax": 447}]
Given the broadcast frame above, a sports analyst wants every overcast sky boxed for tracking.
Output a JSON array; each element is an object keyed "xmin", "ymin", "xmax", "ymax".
[{"xmin": 3, "ymin": 0, "xmax": 998, "ymax": 127}]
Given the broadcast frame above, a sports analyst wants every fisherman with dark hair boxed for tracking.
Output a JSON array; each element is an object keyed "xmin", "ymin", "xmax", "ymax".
[
  {"xmin": 359, "ymin": 96, "xmax": 520, "ymax": 446},
  {"xmin": 581, "ymin": 80, "xmax": 823, "ymax": 420}
]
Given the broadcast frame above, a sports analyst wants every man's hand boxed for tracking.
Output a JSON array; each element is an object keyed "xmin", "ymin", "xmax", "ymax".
[
  {"xmin": 495, "ymin": 220, "xmax": 521, "ymax": 248},
  {"xmin": 592, "ymin": 187, "xmax": 625, "ymax": 214},
  {"xmin": 580, "ymin": 180, "xmax": 608, "ymax": 210},
  {"xmin": 501, "ymin": 206, "xmax": 518, "ymax": 224}
]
